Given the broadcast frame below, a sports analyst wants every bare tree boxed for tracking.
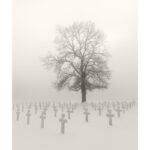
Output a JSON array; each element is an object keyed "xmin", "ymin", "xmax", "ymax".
[{"xmin": 43, "ymin": 22, "xmax": 111, "ymax": 103}]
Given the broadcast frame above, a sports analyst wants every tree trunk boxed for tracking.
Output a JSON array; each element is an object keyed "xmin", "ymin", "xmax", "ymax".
[
  {"xmin": 81, "ymin": 87, "xmax": 86, "ymax": 103},
  {"xmin": 81, "ymin": 71, "xmax": 86, "ymax": 103},
  {"xmin": 81, "ymin": 60, "xmax": 86, "ymax": 103}
]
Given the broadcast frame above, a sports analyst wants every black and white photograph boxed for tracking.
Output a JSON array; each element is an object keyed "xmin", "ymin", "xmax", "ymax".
[{"xmin": 13, "ymin": 0, "xmax": 138, "ymax": 149}]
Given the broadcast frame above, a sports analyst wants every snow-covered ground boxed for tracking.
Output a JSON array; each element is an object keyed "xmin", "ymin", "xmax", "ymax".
[{"xmin": 13, "ymin": 102, "xmax": 137, "ymax": 150}]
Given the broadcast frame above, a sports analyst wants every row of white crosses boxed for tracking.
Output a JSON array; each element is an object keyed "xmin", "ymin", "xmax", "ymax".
[
  {"xmin": 15, "ymin": 101, "xmax": 135, "ymax": 117},
  {"xmin": 13, "ymin": 101, "xmax": 136, "ymax": 134}
]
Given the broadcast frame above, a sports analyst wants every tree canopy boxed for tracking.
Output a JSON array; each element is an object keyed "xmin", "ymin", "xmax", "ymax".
[{"xmin": 43, "ymin": 21, "xmax": 111, "ymax": 102}]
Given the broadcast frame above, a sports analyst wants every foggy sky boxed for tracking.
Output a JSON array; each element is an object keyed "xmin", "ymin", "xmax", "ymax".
[{"xmin": 13, "ymin": 0, "xmax": 137, "ymax": 102}]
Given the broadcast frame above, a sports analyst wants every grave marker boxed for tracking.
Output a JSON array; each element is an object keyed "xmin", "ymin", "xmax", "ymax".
[
  {"xmin": 83, "ymin": 109, "xmax": 90, "ymax": 122},
  {"xmin": 97, "ymin": 106, "xmax": 102, "ymax": 116},
  {"xmin": 53, "ymin": 107, "xmax": 58, "ymax": 117},
  {"xmin": 106, "ymin": 110, "xmax": 115, "ymax": 126},
  {"xmin": 26, "ymin": 110, "xmax": 31, "ymax": 125},
  {"xmin": 61, "ymin": 104, "xmax": 64, "ymax": 112},
  {"xmin": 59, "ymin": 113, "xmax": 67, "ymax": 134},
  {"xmin": 40, "ymin": 112, "xmax": 46, "ymax": 128},
  {"xmin": 122, "ymin": 105, "xmax": 126, "ymax": 113},
  {"xmin": 16, "ymin": 109, "xmax": 20, "ymax": 121},
  {"xmin": 39, "ymin": 103, "xmax": 41, "ymax": 110},
  {"xmin": 34, "ymin": 104, "xmax": 38, "ymax": 114},
  {"xmin": 67, "ymin": 109, "xmax": 73, "ymax": 119},
  {"xmin": 22, "ymin": 104, "xmax": 24, "ymax": 112},
  {"xmin": 116, "ymin": 107, "xmax": 122, "ymax": 118}
]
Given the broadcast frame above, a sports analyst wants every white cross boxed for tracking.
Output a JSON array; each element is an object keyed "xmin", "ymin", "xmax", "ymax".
[
  {"xmin": 116, "ymin": 107, "xmax": 122, "ymax": 117},
  {"xmin": 16, "ymin": 110, "xmax": 20, "ymax": 121},
  {"xmin": 34, "ymin": 105, "xmax": 38, "ymax": 114},
  {"xmin": 121, "ymin": 104, "xmax": 126, "ymax": 113},
  {"xmin": 26, "ymin": 110, "xmax": 31, "ymax": 125},
  {"xmin": 106, "ymin": 110, "xmax": 115, "ymax": 126},
  {"xmin": 67, "ymin": 109, "xmax": 73, "ymax": 119},
  {"xmin": 39, "ymin": 103, "xmax": 41, "ymax": 110},
  {"xmin": 22, "ymin": 104, "xmax": 24, "ymax": 112},
  {"xmin": 59, "ymin": 113, "xmax": 67, "ymax": 134},
  {"xmin": 40, "ymin": 112, "xmax": 46, "ymax": 128},
  {"xmin": 61, "ymin": 105, "xmax": 64, "ymax": 112},
  {"xmin": 97, "ymin": 106, "xmax": 102, "ymax": 116},
  {"xmin": 53, "ymin": 107, "xmax": 58, "ymax": 117},
  {"xmin": 83, "ymin": 109, "xmax": 90, "ymax": 122}
]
